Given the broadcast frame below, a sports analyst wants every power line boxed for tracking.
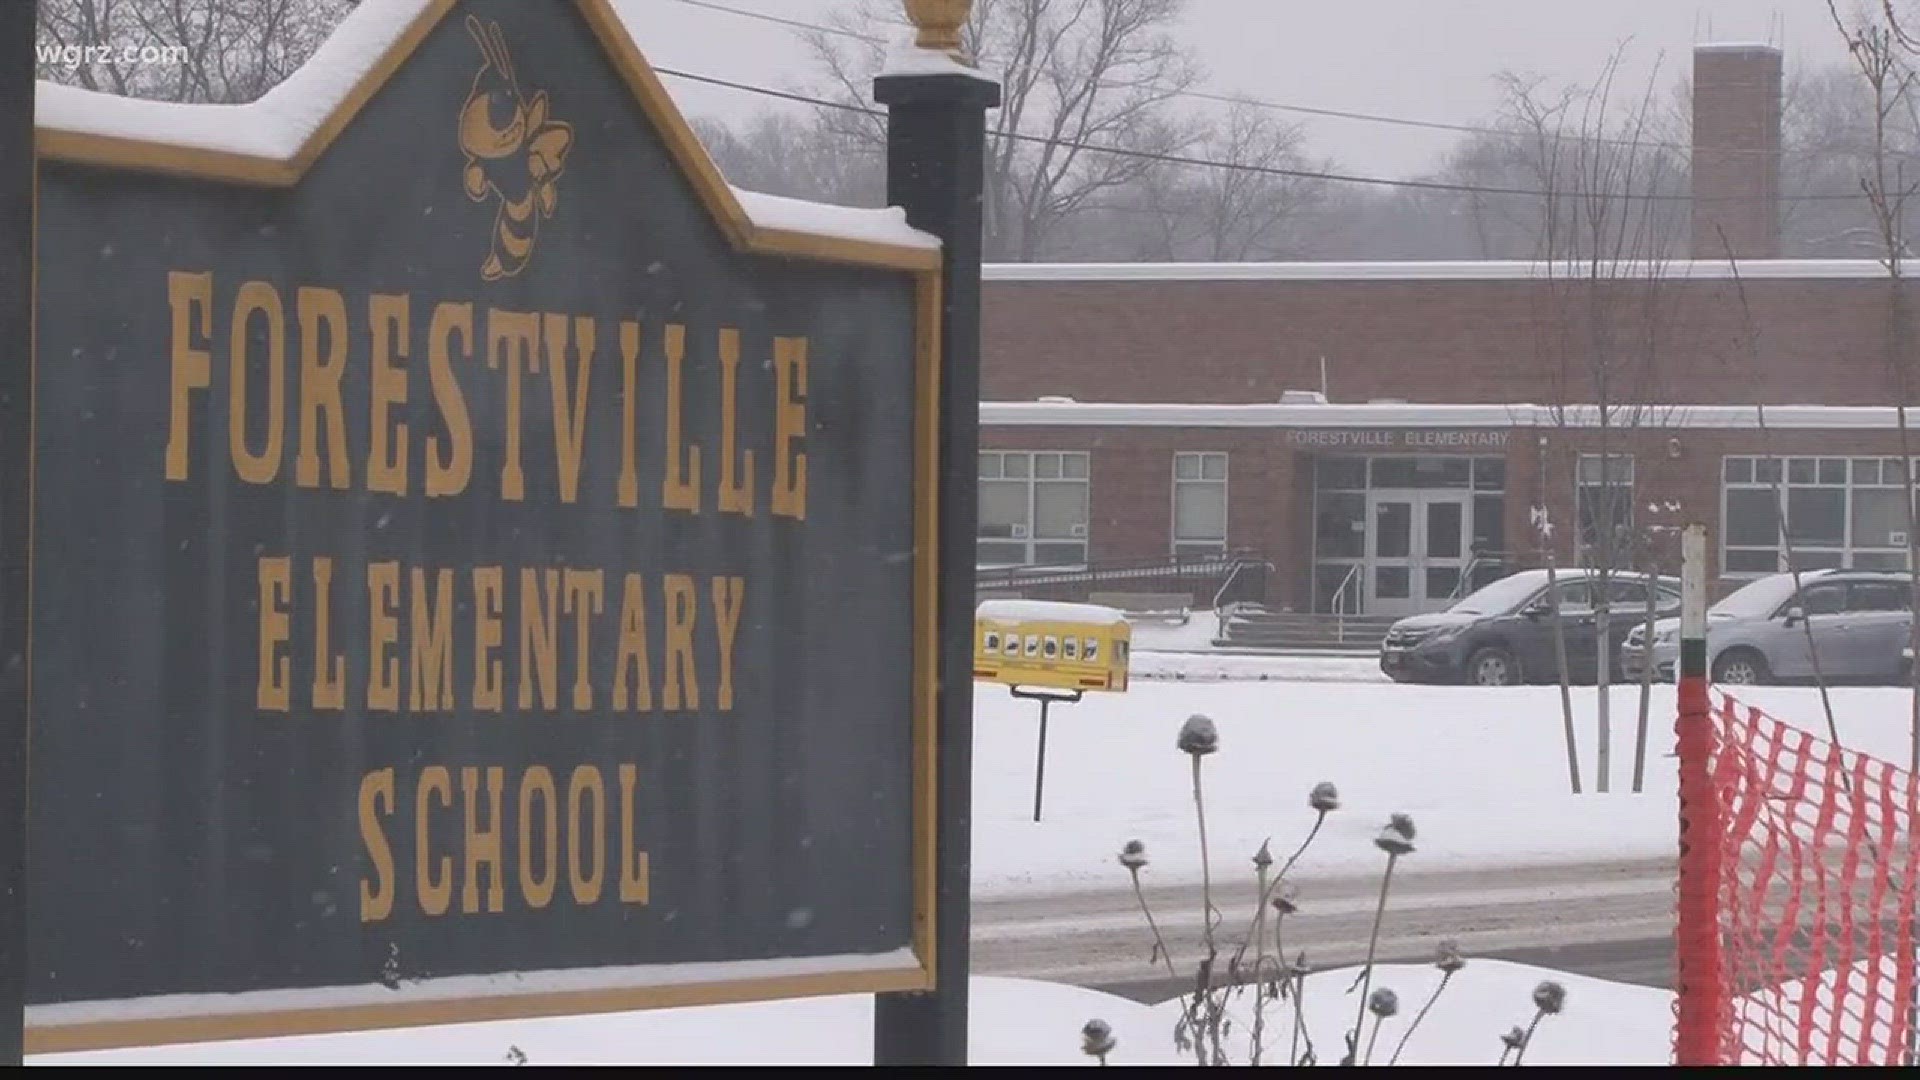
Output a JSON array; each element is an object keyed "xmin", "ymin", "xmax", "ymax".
[
  {"xmin": 670, "ymin": 0, "xmax": 877, "ymax": 42},
  {"xmin": 654, "ymin": 65, "xmax": 1870, "ymax": 203},
  {"xmin": 664, "ymin": 0, "xmax": 1799, "ymax": 158}
]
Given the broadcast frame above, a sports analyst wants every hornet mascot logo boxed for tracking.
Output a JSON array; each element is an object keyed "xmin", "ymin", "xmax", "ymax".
[{"xmin": 458, "ymin": 15, "xmax": 574, "ymax": 281}]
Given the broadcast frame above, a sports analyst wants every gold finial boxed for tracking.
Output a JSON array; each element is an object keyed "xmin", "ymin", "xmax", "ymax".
[{"xmin": 903, "ymin": 0, "xmax": 971, "ymax": 56}]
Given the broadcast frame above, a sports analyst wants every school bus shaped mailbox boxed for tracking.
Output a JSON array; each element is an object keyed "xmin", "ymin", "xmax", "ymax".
[{"xmin": 974, "ymin": 600, "xmax": 1132, "ymax": 693}]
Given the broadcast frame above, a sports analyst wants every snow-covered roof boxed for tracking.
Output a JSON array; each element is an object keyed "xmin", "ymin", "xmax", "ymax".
[
  {"xmin": 982, "ymin": 401, "xmax": 1920, "ymax": 430},
  {"xmin": 1694, "ymin": 42, "xmax": 1781, "ymax": 54},
  {"xmin": 984, "ymin": 260, "xmax": 1891, "ymax": 283},
  {"xmin": 977, "ymin": 600, "xmax": 1128, "ymax": 627},
  {"xmin": 34, "ymin": 0, "xmax": 938, "ymax": 263}
]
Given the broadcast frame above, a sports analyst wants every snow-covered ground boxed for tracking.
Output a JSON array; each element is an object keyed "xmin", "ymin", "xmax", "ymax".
[
  {"xmin": 972, "ymin": 679, "xmax": 1914, "ymax": 895},
  {"xmin": 1129, "ymin": 617, "xmax": 1226, "ymax": 652},
  {"xmin": 1132, "ymin": 649, "xmax": 1390, "ymax": 683},
  {"xmin": 47, "ymin": 677, "xmax": 1901, "ymax": 1065},
  {"xmin": 37, "ymin": 961, "xmax": 1667, "ymax": 1066},
  {"xmin": 1127, "ymin": 612, "xmax": 1390, "ymax": 682}
]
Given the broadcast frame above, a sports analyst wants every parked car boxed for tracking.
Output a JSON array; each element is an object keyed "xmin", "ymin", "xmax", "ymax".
[
  {"xmin": 1621, "ymin": 569, "xmax": 1915, "ymax": 686},
  {"xmin": 1379, "ymin": 568, "xmax": 1682, "ymax": 687}
]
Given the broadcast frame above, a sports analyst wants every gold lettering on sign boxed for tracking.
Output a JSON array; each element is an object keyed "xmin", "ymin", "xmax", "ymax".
[
  {"xmin": 358, "ymin": 768, "xmax": 396, "ymax": 923},
  {"xmin": 417, "ymin": 765, "xmax": 454, "ymax": 917},
  {"xmin": 409, "ymin": 568, "xmax": 455, "ymax": 713},
  {"xmin": 717, "ymin": 328, "xmax": 754, "ymax": 517},
  {"xmin": 773, "ymin": 335, "xmax": 808, "ymax": 520},
  {"xmin": 426, "ymin": 302, "xmax": 475, "ymax": 497},
  {"xmin": 518, "ymin": 765, "xmax": 559, "ymax": 909},
  {"xmin": 568, "ymin": 765, "xmax": 606, "ymax": 905},
  {"xmin": 312, "ymin": 556, "xmax": 347, "ymax": 711},
  {"xmin": 367, "ymin": 560, "xmax": 402, "ymax": 712},
  {"xmin": 256, "ymin": 556, "xmax": 291, "ymax": 712},
  {"xmin": 662, "ymin": 323, "xmax": 700, "ymax": 513},
  {"xmin": 165, "ymin": 271, "xmax": 213, "ymax": 482},
  {"xmin": 489, "ymin": 309, "xmax": 541, "ymax": 503},
  {"xmin": 229, "ymin": 281, "xmax": 286, "ymax": 485},
  {"xmin": 295, "ymin": 286, "xmax": 352, "ymax": 490},
  {"xmin": 367, "ymin": 294, "xmax": 410, "ymax": 496},
  {"xmin": 543, "ymin": 313, "xmax": 594, "ymax": 504}
]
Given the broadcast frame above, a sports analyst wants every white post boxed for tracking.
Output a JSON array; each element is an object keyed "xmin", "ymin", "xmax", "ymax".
[{"xmin": 1681, "ymin": 525, "xmax": 1707, "ymax": 651}]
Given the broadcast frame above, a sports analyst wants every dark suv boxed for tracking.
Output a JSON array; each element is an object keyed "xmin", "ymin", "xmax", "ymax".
[{"xmin": 1379, "ymin": 569, "xmax": 1683, "ymax": 687}]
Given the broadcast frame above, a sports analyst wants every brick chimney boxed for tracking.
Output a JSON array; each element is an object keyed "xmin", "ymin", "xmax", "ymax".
[{"xmin": 1691, "ymin": 44, "xmax": 1783, "ymax": 260}]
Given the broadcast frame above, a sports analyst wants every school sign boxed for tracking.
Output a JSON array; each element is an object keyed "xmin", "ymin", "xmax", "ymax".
[{"xmin": 23, "ymin": 0, "xmax": 943, "ymax": 1051}]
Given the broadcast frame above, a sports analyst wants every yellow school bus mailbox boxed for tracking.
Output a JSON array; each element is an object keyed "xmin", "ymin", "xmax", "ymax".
[{"xmin": 973, "ymin": 600, "xmax": 1131, "ymax": 693}]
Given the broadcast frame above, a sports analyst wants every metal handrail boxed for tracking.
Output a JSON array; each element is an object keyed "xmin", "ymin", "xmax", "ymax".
[
  {"xmin": 1210, "ymin": 556, "xmax": 1273, "ymax": 639},
  {"xmin": 1210, "ymin": 556, "xmax": 1271, "ymax": 612},
  {"xmin": 1447, "ymin": 550, "xmax": 1522, "ymax": 603},
  {"xmin": 1331, "ymin": 563, "xmax": 1363, "ymax": 643}
]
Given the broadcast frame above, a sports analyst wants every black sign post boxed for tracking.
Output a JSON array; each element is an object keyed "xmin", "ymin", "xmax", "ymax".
[
  {"xmin": 22, "ymin": 0, "xmax": 948, "ymax": 1054},
  {"xmin": 872, "ymin": 5, "xmax": 1000, "ymax": 1068},
  {"xmin": 1010, "ymin": 686, "xmax": 1084, "ymax": 823},
  {"xmin": 0, "ymin": 0, "xmax": 33, "ymax": 1066}
]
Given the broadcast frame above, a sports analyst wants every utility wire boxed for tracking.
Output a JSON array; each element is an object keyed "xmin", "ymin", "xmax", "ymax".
[
  {"xmin": 655, "ymin": 65, "xmax": 1872, "ymax": 203},
  {"xmin": 666, "ymin": 0, "xmax": 1823, "ymax": 158}
]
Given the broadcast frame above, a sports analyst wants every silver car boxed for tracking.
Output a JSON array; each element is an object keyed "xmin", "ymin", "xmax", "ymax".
[{"xmin": 1621, "ymin": 569, "xmax": 1915, "ymax": 686}]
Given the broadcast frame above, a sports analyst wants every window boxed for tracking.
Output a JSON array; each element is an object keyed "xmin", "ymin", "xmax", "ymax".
[
  {"xmin": 978, "ymin": 451, "xmax": 1090, "ymax": 567},
  {"xmin": 1172, "ymin": 452, "xmax": 1228, "ymax": 558},
  {"xmin": 1848, "ymin": 581, "xmax": 1911, "ymax": 613},
  {"xmin": 1551, "ymin": 580, "xmax": 1594, "ymax": 615},
  {"xmin": 1798, "ymin": 583, "xmax": 1846, "ymax": 616},
  {"xmin": 1723, "ymin": 456, "xmax": 1916, "ymax": 576},
  {"xmin": 1576, "ymin": 454, "xmax": 1635, "ymax": 555}
]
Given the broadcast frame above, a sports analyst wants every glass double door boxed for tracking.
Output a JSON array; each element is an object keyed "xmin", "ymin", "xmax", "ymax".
[{"xmin": 1366, "ymin": 490, "xmax": 1472, "ymax": 616}]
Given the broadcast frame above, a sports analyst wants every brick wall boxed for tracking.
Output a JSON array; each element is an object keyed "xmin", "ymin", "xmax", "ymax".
[
  {"xmin": 981, "ymin": 275, "xmax": 1918, "ymax": 407},
  {"xmin": 1692, "ymin": 45, "xmax": 1782, "ymax": 259}
]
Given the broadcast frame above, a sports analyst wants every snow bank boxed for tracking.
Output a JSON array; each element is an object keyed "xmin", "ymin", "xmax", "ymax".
[
  {"xmin": 1131, "ymin": 650, "xmax": 1390, "ymax": 683},
  {"xmin": 29, "ymin": 949, "xmax": 917, "ymax": 1029},
  {"xmin": 33, "ymin": 977, "xmax": 1179, "ymax": 1066},
  {"xmin": 1146, "ymin": 958, "xmax": 1671, "ymax": 1066},
  {"xmin": 969, "ymin": 680, "xmax": 1917, "ymax": 896},
  {"xmin": 36, "ymin": 962, "xmax": 1676, "ymax": 1065},
  {"xmin": 977, "ymin": 599, "xmax": 1128, "ymax": 626}
]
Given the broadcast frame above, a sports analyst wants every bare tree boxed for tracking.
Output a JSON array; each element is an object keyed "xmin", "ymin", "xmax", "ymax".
[
  {"xmin": 36, "ymin": 0, "xmax": 355, "ymax": 104},
  {"xmin": 1126, "ymin": 102, "xmax": 1326, "ymax": 261},
  {"xmin": 1515, "ymin": 48, "xmax": 1685, "ymax": 795},
  {"xmin": 1834, "ymin": 0, "xmax": 1920, "ymax": 780},
  {"xmin": 692, "ymin": 111, "xmax": 886, "ymax": 208},
  {"xmin": 806, "ymin": 0, "xmax": 1198, "ymax": 261}
]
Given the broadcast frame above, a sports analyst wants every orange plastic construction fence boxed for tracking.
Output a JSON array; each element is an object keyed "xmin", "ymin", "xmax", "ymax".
[{"xmin": 1680, "ymin": 692, "xmax": 1919, "ymax": 1066}]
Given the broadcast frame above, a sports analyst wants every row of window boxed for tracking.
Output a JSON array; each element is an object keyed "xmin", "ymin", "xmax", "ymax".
[
  {"xmin": 978, "ymin": 451, "xmax": 1226, "ymax": 567},
  {"xmin": 979, "ymin": 449, "xmax": 1920, "ymax": 575},
  {"xmin": 1722, "ymin": 456, "xmax": 1920, "ymax": 575}
]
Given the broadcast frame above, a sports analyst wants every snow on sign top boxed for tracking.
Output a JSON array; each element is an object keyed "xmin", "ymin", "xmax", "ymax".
[
  {"xmin": 33, "ymin": 0, "xmax": 939, "ymax": 258},
  {"xmin": 977, "ymin": 599, "xmax": 1128, "ymax": 626},
  {"xmin": 35, "ymin": 0, "xmax": 437, "ymax": 161}
]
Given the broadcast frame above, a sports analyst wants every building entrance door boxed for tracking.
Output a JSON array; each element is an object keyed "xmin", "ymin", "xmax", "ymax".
[{"xmin": 1365, "ymin": 490, "xmax": 1472, "ymax": 616}]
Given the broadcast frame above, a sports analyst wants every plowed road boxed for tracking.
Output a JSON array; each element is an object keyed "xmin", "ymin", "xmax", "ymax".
[{"xmin": 971, "ymin": 857, "xmax": 1675, "ymax": 1003}]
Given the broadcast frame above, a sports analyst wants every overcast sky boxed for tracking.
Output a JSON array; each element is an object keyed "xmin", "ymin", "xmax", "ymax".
[{"xmin": 629, "ymin": 0, "xmax": 1857, "ymax": 178}]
